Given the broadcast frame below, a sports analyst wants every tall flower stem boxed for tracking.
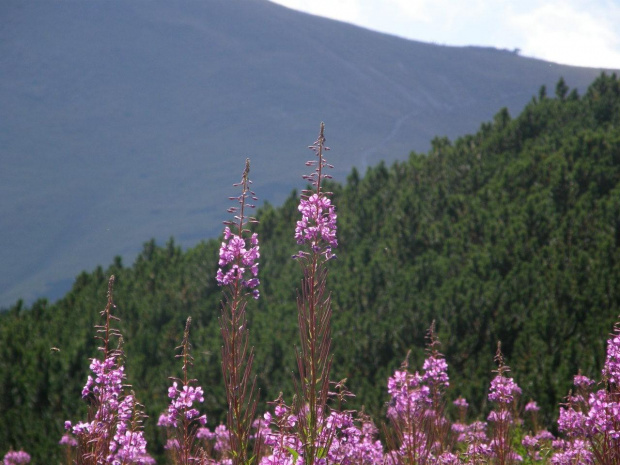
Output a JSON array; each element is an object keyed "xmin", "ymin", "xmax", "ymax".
[
  {"xmin": 67, "ymin": 276, "xmax": 152, "ymax": 464},
  {"xmin": 293, "ymin": 123, "xmax": 337, "ymax": 465},
  {"xmin": 217, "ymin": 159, "xmax": 261, "ymax": 465},
  {"xmin": 487, "ymin": 342, "xmax": 522, "ymax": 465},
  {"xmin": 157, "ymin": 317, "xmax": 207, "ymax": 465}
]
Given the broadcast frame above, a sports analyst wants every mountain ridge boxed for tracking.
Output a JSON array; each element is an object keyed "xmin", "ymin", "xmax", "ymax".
[{"xmin": 0, "ymin": 0, "xmax": 613, "ymax": 307}]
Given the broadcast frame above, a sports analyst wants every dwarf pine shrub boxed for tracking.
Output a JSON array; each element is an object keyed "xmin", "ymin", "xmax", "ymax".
[{"xmin": 7, "ymin": 123, "xmax": 620, "ymax": 464}]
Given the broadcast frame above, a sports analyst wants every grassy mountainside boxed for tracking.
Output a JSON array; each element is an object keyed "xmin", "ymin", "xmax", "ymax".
[
  {"xmin": 0, "ymin": 0, "xmax": 611, "ymax": 307},
  {"xmin": 1, "ymin": 74, "xmax": 620, "ymax": 462}
]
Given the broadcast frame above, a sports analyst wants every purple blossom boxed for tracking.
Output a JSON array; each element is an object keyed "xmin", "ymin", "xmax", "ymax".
[
  {"xmin": 59, "ymin": 433, "xmax": 78, "ymax": 447},
  {"xmin": 536, "ymin": 430, "xmax": 555, "ymax": 441},
  {"xmin": 216, "ymin": 227, "xmax": 260, "ymax": 299},
  {"xmin": 550, "ymin": 439, "xmax": 593, "ymax": 464},
  {"xmin": 164, "ymin": 438, "xmax": 180, "ymax": 450},
  {"xmin": 451, "ymin": 422, "xmax": 467, "ymax": 435},
  {"xmin": 107, "ymin": 395, "xmax": 153, "ymax": 464},
  {"xmin": 506, "ymin": 451, "xmax": 525, "ymax": 462},
  {"xmin": 574, "ymin": 374, "xmax": 595, "ymax": 388},
  {"xmin": 557, "ymin": 406, "xmax": 587, "ymax": 437},
  {"xmin": 158, "ymin": 381, "xmax": 205, "ymax": 429},
  {"xmin": 488, "ymin": 373, "xmax": 522, "ymax": 404},
  {"xmin": 436, "ymin": 452, "xmax": 459, "ymax": 464},
  {"xmin": 216, "ymin": 159, "xmax": 260, "ymax": 299},
  {"xmin": 70, "ymin": 355, "xmax": 129, "ymax": 442},
  {"xmin": 295, "ymin": 193, "xmax": 338, "ymax": 252},
  {"xmin": 525, "ymin": 400, "xmax": 540, "ymax": 412},
  {"xmin": 213, "ymin": 424, "xmax": 231, "ymax": 454},
  {"xmin": 386, "ymin": 369, "xmax": 430, "ymax": 420},
  {"xmin": 457, "ymin": 421, "xmax": 489, "ymax": 445},
  {"xmin": 422, "ymin": 354, "xmax": 449, "ymax": 389},
  {"xmin": 603, "ymin": 332, "xmax": 620, "ymax": 385},
  {"xmin": 464, "ymin": 441, "xmax": 493, "ymax": 460},
  {"xmin": 453, "ymin": 397, "xmax": 469, "ymax": 409},
  {"xmin": 109, "ymin": 430, "xmax": 150, "ymax": 464},
  {"xmin": 522, "ymin": 434, "xmax": 538, "ymax": 448},
  {"xmin": 196, "ymin": 426, "xmax": 215, "ymax": 440},
  {"xmin": 585, "ymin": 389, "xmax": 620, "ymax": 438},
  {"xmin": 294, "ymin": 125, "xmax": 338, "ymax": 260},
  {"xmin": 2, "ymin": 450, "xmax": 30, "ymax": 465}
]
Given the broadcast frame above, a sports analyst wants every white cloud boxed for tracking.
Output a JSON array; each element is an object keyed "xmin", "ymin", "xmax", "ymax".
[
  {"xmin": 384, "ymin": 0, "xmax": 488, "ymax": 25},
  {"xmin": 270, "ymin": 0, "xmax": 363, "ymax": 24},
  {"xmin": 509, "ymin": 1, "xmax": 620, "ymax": 68},
  {"xmin": 268, "ymin": 0, "xmax": 620, "ymax": 69},
  {"xmin": 381, "ymin": 0, "xmax": 436, "ymax": 23}
]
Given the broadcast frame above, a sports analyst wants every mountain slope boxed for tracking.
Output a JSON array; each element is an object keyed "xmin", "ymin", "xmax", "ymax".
[{"xmin": 0, "ymin": 0, "xmax": 612, "ymax": 307}]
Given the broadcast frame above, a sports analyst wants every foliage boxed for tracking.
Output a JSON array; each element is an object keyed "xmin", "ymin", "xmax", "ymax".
[{"xmin": 1, "ymin": 73, "xmax": 620, "ymax": 463}]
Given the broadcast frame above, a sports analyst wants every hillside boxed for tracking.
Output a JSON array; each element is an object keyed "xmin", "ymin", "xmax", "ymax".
[
  {"xmin": 1, "ymin": 73, "xmax": 619, "ymax": 462},
  {"xmin": 0, "ymin": 0, "xmax": 612, "ymax": 308}
]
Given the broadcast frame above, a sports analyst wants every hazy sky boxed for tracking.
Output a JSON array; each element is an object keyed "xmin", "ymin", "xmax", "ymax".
[{"xmin": 269, "ymin": 0, "xmax": 620, "ymax": 69}]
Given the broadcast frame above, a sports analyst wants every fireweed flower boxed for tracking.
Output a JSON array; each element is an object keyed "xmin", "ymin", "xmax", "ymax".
[
  {"xmin": 65, "ymin": 276, "xmax": 152, "ymax": 465},
  {"xmin": 59, "ymin": 434, "xmax": 78, "ymax": 447},
  {"xmin": 295, "ymin": 193, "xmax": 337, "ymax": 253},
  {"xmin": 585, "ymin": 389, "xmax": 620, "ymax": 437},
  {"xmin": 574, "ymin": 374, "xmax": 595, "ymax": 388},
  {"xmin": 385, "ymin": 328, "xmax": 452, "ymax": 464},
  {"xmin": 2, "ymin": 450, "xmax": 30, "ymax": 465},
  {"xmin": 603, "ymin": 323, "xmax": 620, "ymax": 385},
  {"xmin": 453, "ymin": 397, "xmax": 469, "ymax": 409},
  {"xmin": 216, "ymin": 158, "xmax": 260, "ymax": 299},
  {"xmin": 158, "ymin": 383, "xmax": 205, "ymax": 428},
  {"xmin": 557, "ymin": 406, "xmax": 588, "ymax": 437},
  {"xmin": 73, "ymin": 355, "xmax": 151, "ymax": 464},
  {"xmin": 286, "ymin": 124, "xmax": 341, "ymax": 465},
  {"xmin": 422, "ymin": 353, "xmax": 449, "ymax": 389},
  {"xmin": 486, "ymin": 343, "xmax": 523, "ymax": 463},
  {"xmin": 488, "ymin": 374, "xmax": 522, "ymax": 404},
  {"xmin": 158, "ymin": 318, "xmax": 208, "ymax": 464},
  {"xmin": 525, "ymin": 400, "xmax": 540, "ymax": 412},
  {"xmin": 550, "ymin": 439, "xmax": 593, "ymax": 465},
  {"xmin": 294, "ymin": 122, "xmax": 337, "ymax": 260},
  {"xmin": 217, "ymin": 160, "xmax": 261, "ymax": 465},
  {"xmin": 108, "ymin": 395, "xmax": 152, "ymax": 465}
]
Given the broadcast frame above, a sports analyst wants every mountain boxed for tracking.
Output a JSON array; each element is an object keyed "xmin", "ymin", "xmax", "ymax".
[
  {"xmin": 2, "ymin": 73, "xmax": 619, "ymax": 462},
  {"xmin": 0, "ymin": 0, "xmax": 613, "ymax": 308}
]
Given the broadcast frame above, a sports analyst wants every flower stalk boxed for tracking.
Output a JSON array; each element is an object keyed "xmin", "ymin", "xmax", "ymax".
[
  {"xmin": 292, "ymin": 122, "xmax": 337, "ymax": 465},
  {"xmin": 66, "ymin": 275, "xmax": 152, "ymax": 464},
  {"xmin": 217, "ymin": 158, "xmax": 261, "ymax": 465},
  {"xmin": 157, "ymin": 317, "xmax": 207, "ymax": 464}
]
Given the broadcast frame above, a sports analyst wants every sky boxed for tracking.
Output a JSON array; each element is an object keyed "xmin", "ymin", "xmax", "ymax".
[{"xmin": 268, "ymin": 0, "xmax": 620, "ymax": 69}]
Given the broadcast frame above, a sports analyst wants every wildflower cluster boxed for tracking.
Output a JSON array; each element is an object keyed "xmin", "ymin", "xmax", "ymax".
[
  {"xmin": 385, "ymin": 326, "xmax": 455, "ymax": 464},
  {"xmin": 59, "ymin": 434, "xmax": 78, "ymax": 447},
  {"xmin": 488, "ymin": 372, "xmax": 522, "ymax": 405},
  {"xmin": 157, "ymin": 318, "xmax": 209, "ymax": 464},
  {"xmin": 2, "ymin": 450, "xmax": 30, "ymax": 465},
  {"xmin": 158, "ymin": 382, "xmax": 206, "ymax": 429},
  {"xmin": 549, "ymin": 321, "xmax": 620, "ymax": 464},
  {"xmin": 64, "ymin": 276, "xmax": 153, "ymax": 465},
  {"xmin": 294, "ymin": 122, "xmax": 337, "ymax": 260},
  {"xmin": 260, "ymin": 398, "xmax": 383, "ymax": 465},
  {"xmin": 217, "ymin": 159, "xmax": 261, "ymax": 465},
  {"xmin": 485, "ymin": 344, "xmax": 523, "ymax": 465},
  {"xmin": 287, "ymin": 123, "xmax": 339, "ymax": 465},
  {"xmin": 216, "ymin": 158, "xmax": 260, "ymax": 299},
  {"xmin": 295, "ymin": 193, "xmax": 337, "ymax": 253},
  {"xmin": 216, "ymin": 226, "xmax": 260, "ymax": 298}
]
